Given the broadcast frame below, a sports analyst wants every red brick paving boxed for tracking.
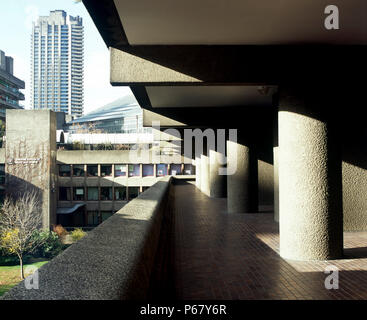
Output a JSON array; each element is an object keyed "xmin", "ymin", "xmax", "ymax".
[{"xmin": 172, "ymin": 181, "xmax": 367, "ymax": 300}]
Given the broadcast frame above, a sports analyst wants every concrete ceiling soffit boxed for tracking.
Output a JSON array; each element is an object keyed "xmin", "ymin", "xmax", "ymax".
[{"xmin": 82, "ymin": 0, "xmax": 128, "ymax": 47}]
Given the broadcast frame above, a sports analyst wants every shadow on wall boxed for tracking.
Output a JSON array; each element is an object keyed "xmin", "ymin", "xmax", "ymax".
[{"xmin": 3, "ymin": 173, "xmax": 45, "ymax": 228}]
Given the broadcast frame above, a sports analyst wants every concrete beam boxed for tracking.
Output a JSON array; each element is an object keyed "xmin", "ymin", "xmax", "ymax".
[{"xmin": 111, "ymin": 46, "xmax": 366, "ymax": 86}]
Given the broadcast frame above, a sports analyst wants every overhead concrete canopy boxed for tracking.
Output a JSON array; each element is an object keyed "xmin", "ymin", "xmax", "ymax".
[{"xmin": 113, "ymin": 0, "xmax": 367, "ymax": 45}]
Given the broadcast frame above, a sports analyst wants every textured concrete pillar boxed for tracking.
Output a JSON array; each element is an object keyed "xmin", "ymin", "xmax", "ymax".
[
  {"xmin": 227, "ymin": 140, "xmax": 257, "ymax": 213},
  {"xmin": 273, "ymin": 147, "xmax": 279, "ymax": 222},
  {"xmin": 200, "ymin": 154, "xmax": 210, "ymax": 196},
  {"xmin": 195, "ymin": 156, "xmax": 201, "ymax": 189},
  {"xmin": 278, "ymin": 89, "xmax": 343, "ymax": 261},
  {"xmin": 209, "ymin": 149, "xmax": 226, "ymax": 198}
]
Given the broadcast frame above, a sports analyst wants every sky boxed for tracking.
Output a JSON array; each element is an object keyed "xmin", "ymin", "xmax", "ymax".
[{"xmin": 0, "ymin": 0, "xmax": 133, "ymax": 114}]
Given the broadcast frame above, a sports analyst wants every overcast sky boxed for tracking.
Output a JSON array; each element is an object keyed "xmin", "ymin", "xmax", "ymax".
[{"xmin": 0, "ymin": 0, "xmax": 133, "ymax": 114}]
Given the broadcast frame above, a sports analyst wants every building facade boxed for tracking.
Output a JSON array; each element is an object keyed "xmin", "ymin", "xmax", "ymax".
[
  {"xmin": 65, "ymin": 96, "xmax": 148, "ymax": 134},
  {"xmin": 0, "ymin": 50, "xmax": 24, "ymax": 120},
  {"xmin": 0, "ymin": 110, "xmax": 194, "ymax": 229},
  {"xmin": 30, "ymin": 10, "xmax": 84, "ymax": 117}
]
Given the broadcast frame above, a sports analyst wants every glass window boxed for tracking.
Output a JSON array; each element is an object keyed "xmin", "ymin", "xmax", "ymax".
[
  {"xmin": 87, "ymin": 187, "xmax": 99, "ymax": 201},
  {"xmin": 73, "ymin": 187, "xmax": 84, "ymax": 201},
  {"xmin": 59, "ymin": 187, "xmax": 71, "ymax": 201},
  {"xmin": 73, "ymin": 164, "xmax": 85, "ymax": 177},
  {"xmin": 87, "ymin": 165, "xmax": 98, "ymax": 176},
  {"xmin": 59, "ymin": 164, "xmax": 71, "ymax": 177},
  {"xmin": 101, "ymin": 165, "xmax": 112, "ymax": 177},
  {"xmin": 128, "ymin": 164, "xmax": 140, "ymax": 177},
  {"xmin": 100, "ymin": 187, "xmax": 112, "ymax": 200},
  {"xmin": 142, "ymin": 186, "xmax": 150, "ymax": 193},
  {"xmin": 101, "ymin": 211, "xmax": 113, "ymax": 222},
  {"xmin": 114, "ymin": 164, "xmax": 127, "ymax": 177},
  {"xmin": 87, "ymin": 211, "xmax": 99, "ymax": 226},
  {"xmin": 114, "ymin": 187, "xmax": 127, "ymax": 201},
  {"xmin": 169, "ymin": 164, "xmax": 182, "ymax": 176},
  {"xmin": 156, "ymin": 164, "xmax": 168, "ymax": 177},
  {"xmin": 184, "ymin": 164, "xmax": 193, "ymax": 175},
  {"xmin": 128, "ymin": 187, "xmax": 140, "ymax": 200},
  {"xmin": 142, "ymin": 164, "xmax": 154, "ymax": 177}
]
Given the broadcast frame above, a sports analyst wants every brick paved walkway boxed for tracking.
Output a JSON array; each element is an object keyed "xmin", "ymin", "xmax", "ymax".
[{"xmin": 172, "ymin": 180, "xmax": 367, "ymax": 300}]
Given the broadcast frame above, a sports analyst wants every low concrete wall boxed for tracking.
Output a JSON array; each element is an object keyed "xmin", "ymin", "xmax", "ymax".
[{"xmin": 1, "ymin": 177, "xmax": 172, "ymax": 300}]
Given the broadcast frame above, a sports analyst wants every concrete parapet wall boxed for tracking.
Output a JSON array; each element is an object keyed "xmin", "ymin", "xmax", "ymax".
[{"xmin": 1, "ymin": 177, "xmax": 172, "ymax": 300}]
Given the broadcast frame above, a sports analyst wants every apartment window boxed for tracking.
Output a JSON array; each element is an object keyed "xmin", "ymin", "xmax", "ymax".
[
  {"xmin": 101, "ymin": 211, "xmax": 113, "ymax": 222},
  {"xmin": 87, "ymin": 211, "xmax": 99, "ymax": 226},
  {"xmin": 0, "ymin": 164, "xmax": 5, "ymax": 184},
  {"xmin": 142, "ymin": 164, "xmax": 154, "ymax": 177},
  {"xmin": 73, "ymin": 164, "xmax": 85, "ymax": 177},
  {"xmin": 114, "ymin": 187, "xmax": 127, "ymax": 201},
  {"xmin": 87, "ymin": 187, "xmax": 99, "ymax": 201},
  {"xmin": 128, "ymin": 187, "xmax": 140, "ymax": 200},
  {"xmin": 128, "ymin": 164, "xmax": 140, "ymax": 177},
  {"xmin": 59, "ymin": 187, "xmax": 71, "ymax": 201},
  {"xmin": 184, "ymin": 164, "xmax": 193, "ymax": 175},
  {"xmin": 101, "ymin": 165, "xmax": 112, "ymax": 177},
  {"xmin": 169, "ymin": 164, "xmax": 182, "ymax": 176},
  {"xmin": 114, "ymin": 164, "xmax": 126, "ymax": 177},
  {"xmin": 156, "ymin": 164, "xmax": 168, "ymax": 177},
  {"xmin": 73, "ymin": 187, "xmax": 84, "ymax": 201},
  {"xmin": 100, "ymin": 187, "xmax": 112, "ymax": 201},
  {"xmin": 142, "ymin": 187, "xmax": 150, "ymax": 193},
  {"xmin": 59, "ymin": 164, "xmax": 71, "ymax": 177},
  {"xmin": 87, "ymin": 165, "xmax": 98, "ymax": 177}
]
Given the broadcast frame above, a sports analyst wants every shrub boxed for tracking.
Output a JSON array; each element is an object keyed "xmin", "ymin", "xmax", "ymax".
[
  {"xmin": 72, "ymin": 141, "xmax": 85, "ymax": 150},
  {"xmin": 52, "ymin": 224, "xmax": 68, "ymax": 238},
  {"xmin": 0, "ymin": 254, "xmax": 32, "ymax": 266},
  {"xmin": 70, "ymin": 228, "xmax": 86, "ymax": 242},
  {"xmin": 30, "ymin": 230, "xmax": 64, "ymax": 259}
]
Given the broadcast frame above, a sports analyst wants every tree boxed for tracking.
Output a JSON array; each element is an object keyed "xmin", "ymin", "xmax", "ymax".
[
  {"xmin": 0, "ymin": 191, "xmax": 43, "ymax": 279},
  {"xmin": 0, "ymin": 119, "xmax": 5, "ymax": 148}
]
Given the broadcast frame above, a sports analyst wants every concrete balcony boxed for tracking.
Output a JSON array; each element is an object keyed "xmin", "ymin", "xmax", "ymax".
[
  {"xmin": 3, "ymin": 177, "xmax": 367, "ymax": 300},
  {"xmin": 0, "ymin": 98, "xmax": 23, "ymax": 110},
  {"xmin": 0, "ymin": 84, "xmax": 25, "ymax": 101}
]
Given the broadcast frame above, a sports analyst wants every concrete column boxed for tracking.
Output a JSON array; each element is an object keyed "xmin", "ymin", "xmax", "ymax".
[
  {"xmin": 195, "ymin": 156, "xmax": 201, "ymax": 189},
  {"xmin": 226, "ymin": 140, "xmax": 258, "ymax": 213},
  {"xmin": 278, "ymin": 88, "xmax": 343, "ymax": 261},
  {"xmin": 200, "ymin": 154, "xmax": 210, "ymax": 196},
  {"xmin": 209, "ymin": 149, "xmax": 226, "ymax": 198},
  {"xmin": 273, "ymin": 147, "xmax": 279, "ymax": 222}
]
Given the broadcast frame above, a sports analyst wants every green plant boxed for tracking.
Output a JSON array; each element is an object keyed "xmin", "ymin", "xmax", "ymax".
[
  {"xmin": 0, "ymin": 191, "xmax": 43, "ymax": 279},
  {"xmin": 72, "ymin": 141, "xmax": 85, "ymax": 150},
  {"xmin": 70, "ymin": 228, "xmax": 86, "ymax": 242},
  {"xmin": 30, "ymin": 230, "xmax": 64, "ymax": 259}
]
